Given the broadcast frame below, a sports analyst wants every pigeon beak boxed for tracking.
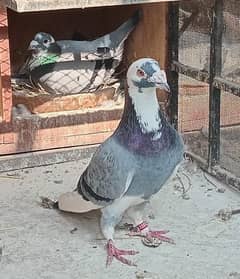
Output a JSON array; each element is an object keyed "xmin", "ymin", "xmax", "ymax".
[
  {"xmin": 148, "ymin": 72, "xmax": 171, "ymax": 93},
  {"xmin": 28, "ymin": 40, "xmax": 40, "ymax": 50}
]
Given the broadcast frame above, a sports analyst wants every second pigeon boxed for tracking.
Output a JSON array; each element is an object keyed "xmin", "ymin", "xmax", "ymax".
[{"xmin": 21, "ymin": 11, "xmax": 140, "ymax": 96}]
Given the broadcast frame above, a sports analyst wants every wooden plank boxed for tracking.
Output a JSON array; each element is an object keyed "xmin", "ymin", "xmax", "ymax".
[
  {"xmin": 3, "ymin": 0, "xmax": 180, "ymax": 13},
  {"xmin": 13, "ymin": 87, "xmax": 116, "ymax": 114},
  {"xmin": 12, "ymin": 108, "xmax": 123, "ymax": 128},
  {"xmin": 0, "ymin": 145, "xmax": 97, "ymax": 172},
  {"xmin": 0, "ymin": 66, "xmax": 2, "ymax": 121},
  {"xmin": 0, "ymin": 7, "xmax": 12, "ymax": 122},
  {"xmin": 125, "ymin": 2, "xmax": 168, "ymax": 68},
  {"xmin": 0, "ymin": 129, "xmax": 114, "ymax": 154},
  {"xmin": 0, "ymin": 109, "xmax": 121, "ymax": 154}
]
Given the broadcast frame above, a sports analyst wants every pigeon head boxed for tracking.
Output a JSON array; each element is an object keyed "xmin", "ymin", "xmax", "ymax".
[
  {"xmin": 28, "ymin": 32, "xmax": 56, "ymax": 55},
  {"xmin": 127, "ymin": 58, "xmax": 170, "ymax": 93}
]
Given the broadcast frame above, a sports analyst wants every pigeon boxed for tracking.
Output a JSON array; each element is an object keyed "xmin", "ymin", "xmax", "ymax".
[
  {"xmin": 20, "ymin": 11, "xmax": 140, "ymax": 95},
  {"xmin": 57, "ymin": 58, "xmax": 184, "ymax": 266}
]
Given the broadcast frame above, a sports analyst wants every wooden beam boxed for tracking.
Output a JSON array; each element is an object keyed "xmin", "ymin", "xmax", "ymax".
[
  {"xmin": 3, "ymin": 0, "xmax": 180, "ymax": 13},
  {"xmin": 0, "ymin": 144, "xmax": 97, "ymax": 172}
]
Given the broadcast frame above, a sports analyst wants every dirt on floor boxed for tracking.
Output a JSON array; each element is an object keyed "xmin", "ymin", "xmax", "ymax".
[{"xmin": 0, "ymin": 157, "xmax": 240, "ymax": 279}]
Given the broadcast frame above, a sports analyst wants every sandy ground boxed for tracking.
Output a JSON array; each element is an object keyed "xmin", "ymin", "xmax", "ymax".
[{"xmin": 0, "ymin": 158, "xmax": 240, "ymax": 279}]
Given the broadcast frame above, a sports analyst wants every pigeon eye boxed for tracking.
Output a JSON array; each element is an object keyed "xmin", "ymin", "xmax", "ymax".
[
  {"xmin": 137, "ymin": 69, "xmax": 145, "ymax": 77},
  {"xmin": 43, "ymin": 39, "xmax": 49, "ymax": 44}
]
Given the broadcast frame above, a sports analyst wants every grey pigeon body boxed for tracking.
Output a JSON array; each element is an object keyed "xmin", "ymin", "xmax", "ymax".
[
  {"xmin": 58, "ymin": 58, "xmax": 184, "ymax": 266},
  {"xmin": 22, "ymin": 12, "xmax": 140, "ymax": 95},
  {"xmin": 79, "ymin": 102, "xmax": 183, "ymax": 205},
  {"xmin": 78, "ymin": 59, "xmax": 183, "ymax": 207}
]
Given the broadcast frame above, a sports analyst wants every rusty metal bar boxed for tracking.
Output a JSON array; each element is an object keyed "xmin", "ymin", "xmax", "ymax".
[
  {"xmin": 208, "ymin": 0, "xmax": 223, "ymax": 168},
  {"xmin": 213, "ymin": 77, "xmax": 240, "ymax": 97},
  {"xmin": 171, "ymin": 61, "xmax": 210, "ymax": 83},
  {"xmin": 168, "ymin": 1, "xmax": 179, "ymax": 129},
  {"xmin": 171, "ymin": 61, "xmax": 240, "ymax": 97}
]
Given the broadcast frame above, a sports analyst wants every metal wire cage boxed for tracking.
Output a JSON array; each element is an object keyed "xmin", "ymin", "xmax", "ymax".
[{"xmin": 168, "ymin": 0, "xmax": 240, "ymax": 191}]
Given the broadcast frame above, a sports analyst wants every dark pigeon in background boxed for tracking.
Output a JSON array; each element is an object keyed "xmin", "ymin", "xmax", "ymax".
[
  {"xmin": 57, "ymin": 58, "xmax": 184, "ymax": 266},
  {"xmin": 20, "ymin": 11, "xmax": 140, "ymax": 95}
]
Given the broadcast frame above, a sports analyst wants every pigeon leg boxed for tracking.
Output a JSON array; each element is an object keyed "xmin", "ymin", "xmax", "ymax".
[
  {"xmin": 100, "ymin": 198, "xmax": 140, "ymax": 266},
  {"xmin": 106, "ymin": 239, "xmax": 138, "ymax": 266},
  {"xmin": 144, "ymin": 229, "xmax": 175, "ymax": 244},
  {"xmin": 126, "ymin": 205, "xmax": 174, "ymax": 244},
  {"xmin": 128, "ymin": 221, "xmax": 174, "ymax": 244}
]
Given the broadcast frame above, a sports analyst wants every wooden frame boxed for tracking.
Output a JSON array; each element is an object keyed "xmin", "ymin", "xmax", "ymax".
[{"xmin": 0, "ymin": 1, "xmax": 171, "ymax": 155}]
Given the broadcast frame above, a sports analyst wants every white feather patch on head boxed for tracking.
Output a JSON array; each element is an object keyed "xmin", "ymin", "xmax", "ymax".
[{"xmin": 129, "ymin": 87, "xmax": 162, "ymax": 139}]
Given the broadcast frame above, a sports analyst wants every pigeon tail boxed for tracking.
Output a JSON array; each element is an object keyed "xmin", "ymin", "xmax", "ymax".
[
  {"xmin": 109, "ymin": 10, "xmax": 141, "ymax": 49},
  {"xmin": 58, "ymin": 191, "xmax": 102, "ymax": 213}
]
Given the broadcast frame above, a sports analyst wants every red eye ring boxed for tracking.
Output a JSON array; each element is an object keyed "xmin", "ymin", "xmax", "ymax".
[{"xmin": 137, "ymin": 69, "xmax": 145, "ymax": 77}]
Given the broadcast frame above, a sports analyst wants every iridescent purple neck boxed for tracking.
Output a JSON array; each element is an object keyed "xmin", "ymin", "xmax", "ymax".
[{"xmin": 114, "ymin": 91, "xmax": 174, "ymax": 156}]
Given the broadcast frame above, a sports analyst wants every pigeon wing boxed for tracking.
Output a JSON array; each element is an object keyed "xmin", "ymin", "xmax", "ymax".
[{"xmin": 78, "ymin": 138, "xmax": 134, "ymax": 206}]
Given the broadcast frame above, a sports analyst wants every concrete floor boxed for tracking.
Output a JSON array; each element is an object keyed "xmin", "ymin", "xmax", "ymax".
[{"xmin": 0, "ymin": 158, "xmax": 240, "ymax": 279}]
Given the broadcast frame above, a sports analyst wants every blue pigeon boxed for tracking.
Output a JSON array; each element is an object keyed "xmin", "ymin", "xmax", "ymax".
[
  {"xmin": 57, "ymin": 58, "xmax": 184, "ymax": 266},
  {"xmin": 21, "ymin": 11, "xmax": 140, "ymax": 95}
]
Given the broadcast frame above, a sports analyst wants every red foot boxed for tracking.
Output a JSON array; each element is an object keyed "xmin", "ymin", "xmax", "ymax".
[
  {"xmin": 128, "ymin": 222, "xmax": 175, "ymax": 244},
  {"xmin": 106, "ymin": 239, "xmax": 139, "ymax": 267},
  {"xmin": 146, "ymin": 230, "xmax": 175, "ymax": 244}
]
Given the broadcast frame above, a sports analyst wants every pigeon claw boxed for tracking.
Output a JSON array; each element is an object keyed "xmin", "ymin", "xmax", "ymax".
[
  {"xmin": 127, "ymin": 223, "xmax": 175, "ymax": 245},
  {"xmin": 146, "ymin": 230, "xmax": 175, "ymax": 244},
  {"xmin": 106, "ymin": 239, "xmax": 138, "ymax": 267}
]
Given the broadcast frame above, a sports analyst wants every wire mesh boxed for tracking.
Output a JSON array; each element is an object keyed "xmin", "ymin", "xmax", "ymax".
[
  {"xmin": 178, "ymin": 0, "xmax": 211, "ymax": 160},
  {"xmin": 178, "ymin": 0, "xmax": 240, "ymax": 178},
  {"xmin": 222, "ymin": 0, "xmax": 240, "ymax": 83},
  {"xmin": 219, "ymin": 0, "xmax": 240, "ymax": 175},
  {"xmin": 179, "ymin": 0, "xmax": 211, "ymax": 70},
  {"xmin": 179, "ymin": 74, "xmax": 209, "ymax": 160}
]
